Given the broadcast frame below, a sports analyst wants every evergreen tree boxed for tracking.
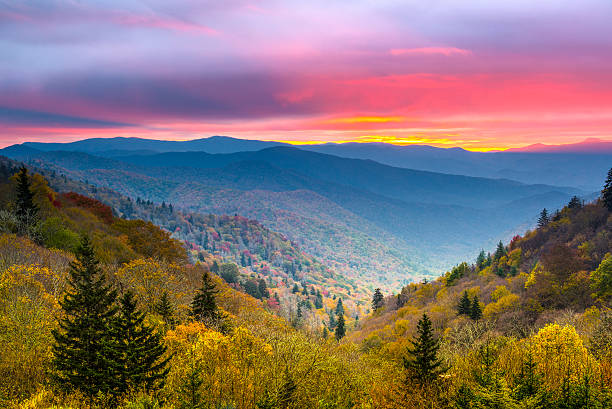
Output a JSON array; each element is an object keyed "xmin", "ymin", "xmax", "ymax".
[
  {"xmin": 210, "ymin": 260, "xmax": 219, "ymax": 273},
  {"xmin": 178, "ymin": 352, "xmax": 205, "ymax": 409},
  {"xmin": 494, "ymin": 241, "xmax": 506, "ymax": 261},
  {"xmin": 476, "ymin": 250, "xmax": 487, "ymax": 269},
  {"xmin": 396, "ymin": 293, "xmax": 405, "ymax": 309},
  {"xmin": 322, "ymin": 326, "xmax": 329, "ymax": 339},
  {"xmin": 190, "ymin": 271, "xmax": 219, "ymax": 323},
  {"xmin": 335, "ymin": 313, "xmax": 346, "ymax": 341},
  {"xmin": 537, "ymin": 208, "xmax": 549, "ymax": 228},
  {"xmin": 113, "ymin": 291, "xmax": 169, "ymax": 395},
  {"xmin": 15, "ymin": 166, "xmax": 38, "ymax": 223},
  {"xmin": 457, "ymin": 291, "xmax": 472, "ymax": 316},
  {"xmin": 403, "ymin": 314, "xmax": 446, "ymax": 384},
  {"xmin": 372, "ymin": 288, "xmax": 384, "ymax": 311},
  {"xmin": 292, "ymin": 283, "xmax": 299, "ymax": 293},
  {"xmin": 52, "ymin": 236, "xmax": 120, "ymax": 400},
  {"xmin": 470, "ymin": 296, "xmax": 483, "ymax": 321},
  {"xmin": 155, "ymin": 291, "xmax": 176, "ymax": 328},
  {"xmin": 277, "ymin": 369, "xmax": 296, "ymax": 409},
  {"xmin": 568, "ymin": 195, "xmax": 582, "ymax": 210},
  {"xmin": 258, "ymin": 278, "xmax": 269, "ymax": 298},
  {"xmin": 602, "ymin": 168, "xmax": 612, "ymax": 211},
  {"xmin": 328, "ymin": 311, "xmax": 336, "ymax": 329},
  {"xmin": 335, "ymin": 297, "xmax": 344, "ymax": 315},
  {"xmin": 314, "ymin": 293, "xmax": 323, "ymax": 309}
]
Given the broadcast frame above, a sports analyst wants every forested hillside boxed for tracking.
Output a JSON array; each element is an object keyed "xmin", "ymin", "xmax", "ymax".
[
  {"xmin": 1, "ymin": 144, "xmax": 584, "ymax": 292},
  {"xmin": 1, "ymin": 158, "xmax": 612, "ymax": 408}
]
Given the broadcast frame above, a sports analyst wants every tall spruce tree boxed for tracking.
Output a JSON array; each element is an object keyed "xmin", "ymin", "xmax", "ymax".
[
  {"xmin": 190, "ymin": 271, "xmax": 219, "ymax": 323},
  {"xmin": 457, "ymin": 291, "xmax": 472, "ymax": 316},
  {"xmin": 14, "ymin": 166, "xmax": 39, "ymax": 228},
  {"xmin": 568, "ymin": 195, "xmax": 582, "ymax": 210},
  {"xmin": 113, "ymin": 291, "xmax": 169, "ymax": 395},
  {"xmin": 372, "ymin": 288, "xmax": 384, "ymax": 311},
  {"xmin": 335, "ymin": 297, "xmax": 344, "ymax": 315},
  {"xmin": 494, "ymin": 241, "xmax": 506, "ymax": 261},
  {"xmin": 155, "ymin": 291, "xmax": 176, "ymax": 328},
  {"xmin": 602, "ymin": 168, "xmax": 612, "ymax": 211},
  {"xmin": 537, "ymin": 208, "xmax": 549, "ymax": 228},
  {"xmin": 470, "ymin": 296, "xmax": 483, "ymax": 321},
  {"xmin": 335, "ymin": 312, "xmax": 346, "ymax": 341},
  {"xmin": 52, "ymin": 236, "xmax": 120, "ymax": 400},
  {"xmin": 403, "ymin": 314, "xmax": 446, "ymax": 384}
]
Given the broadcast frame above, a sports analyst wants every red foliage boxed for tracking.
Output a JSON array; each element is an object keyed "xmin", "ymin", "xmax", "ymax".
[
  {"xmin": 48, "ymin": 193, "xmax": 62, "ymax": 208},
  {"xmin": 61, "ymin": 192, "xmax": 114, "ymax": 224}
]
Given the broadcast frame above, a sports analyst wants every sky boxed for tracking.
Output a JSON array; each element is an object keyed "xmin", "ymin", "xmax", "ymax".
[{"xmin": 1, "ymin": 0, "xmax": 612, "ymax": 151}]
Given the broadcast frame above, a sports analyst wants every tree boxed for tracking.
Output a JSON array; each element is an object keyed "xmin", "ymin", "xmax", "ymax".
[
  {"xmin": 219, "ymin": 263, "xmax": 239, "ymax": 284},
  {"xmin": 537, "ymin": 208, "xmax": 549, "ymax": 228},
  {"xmin": 457, "ymin": 291, "xmax": 471, "ymax": 316},
  {"xmin": 155, "ymin": 291, "xmax": 176, "ymax": 328},
  {"xmin": 470, "ymin": 296, "xmax": 483, "ymax": 321},
  {"xmin": 14, "ymin": 166, "xmax": 38, "ymax": 224},
  {"xmin": 494, "ymin": 241, "xmax": 506, "ymax": 261},
  {"xmin": 52, "ymin": 236, "xmax": 120, "ymax": 400},
  {"xmin": 113, "ymin": 291, "xmax": 169, "ymax": 395},
  {"xmin": 335, "ymin": 297, "xmax": 344, "ymax": 315},
  {"xmin": 602, "ymin": 168, "xmax": 612, "ymax": 211},
  {"xmin": 258, "ymin": 278, "xmax": 269, "ymax": 298},
  {"xmin": 292, "ymin": 283, "xmax": 299, "ymax": 293},
  {"xmin": 403, "ymin": 314, "xmax": 446, "ymax": 384},
  {"xmin": 476, "ymin": 250, "xmax": 487, "ymax": 269},
  {"xmin": 335, "ymin": 313, "xmax": 346, "ymax": 341},
  {"xmin": 190, "ymin": 271, "xmax": 219, "ymax": 323},
  {"xmin": 568, "ymin": 195, "xmax": 582, "ymax": 210},
  {"xmin": 592, "ymin": 253, "xmax": 612, "ymax": 300},
  {"xmin": 372, "ymin": 288, "xmax": 384, "ymax": 311}
]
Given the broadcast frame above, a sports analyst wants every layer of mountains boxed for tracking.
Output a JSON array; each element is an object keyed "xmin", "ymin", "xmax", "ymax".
[{"xmin": 2, "ymin": 136, "xmax": 609, "ymax": 292}]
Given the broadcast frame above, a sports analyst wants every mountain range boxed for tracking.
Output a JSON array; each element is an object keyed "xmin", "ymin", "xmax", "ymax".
[
  {"xmin": 20, "ymin": 136, "xmax": 612, "ymax": 191},
  {"xmin": 1, "ymin": 140, "xmax": 593, "ymax": 291}
]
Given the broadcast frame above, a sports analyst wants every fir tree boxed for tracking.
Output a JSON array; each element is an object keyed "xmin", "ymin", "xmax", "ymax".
[
  {"xmin": 476, "ymin": 250, "xmax": 487, "ymax": 269},
  {"xmin": 494, "ymin": 241, "xmax": 506, "ymax": 261},
  {"xmin": 258, "ymin": 278, "xmax": 269, "ymax": 298},
  {"xmin": 292, "ymin": 283, "xmax": 299, "ymax": 293},
  {"xmin": 457, "ymin": 291, "xmax": 472, "ymax": 316},
  {"xmin": 537, "ymin": 208, "xmax": 549, "ymax": 228},
  {"xmin": 52, "ymin": 236, "xmax": 119, "ymax": 400},
  {"xmin": 14, "ymin": 166, "xmax": 39, "ymax": 225},
  {"xmin": 113, "ymin": 291, "xmax": 169, "ymax": 395},
  {"xmin": 470, "ymin": 296, "xmax": 483, "ymax": 321},
  {"xmin": 190, "ymin": 271, "xmax": 219, "ymax": 323},
  {"xmin": 178, "ymin": 351, "xmax": 205, "ymax": 409},
  {"xmin": 372, "ymin": 288, "xmax": 384, "ymax": 311},
  {"xmin": 335, "ymin": 313, "xmax": 346, "ymax": 341},
  {"xmin": 335, "ymin": 297, "xmax": 344, "ymax": 315},
  {"xmin": 155, "ymin": 291, "xmax": 176, "ymax": 328},
  {"xmin": 403, "ymin": 314, "xmax": 446, "ymax": 384},
  {"xmin": 602, "ymin": 168, "xmax": 612, "ymax": 211},
  {"xmin": 568, "ymin": 195, "xmax": 582, "ymax": 210}
]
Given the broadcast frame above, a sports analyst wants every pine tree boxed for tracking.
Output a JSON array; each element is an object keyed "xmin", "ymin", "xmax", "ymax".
[
  {"xmin": 568, "ymin": 195, "xmax": 582, "ymax": 210},
  {"xmin": 155, "ymin": 291, "xmax": 176, "ymax": 328},
  {"xmin": 372, "ymin": 288, "xmax": 384, "ymax": 311},
  {"xmin": 14, "ymin": 166, "xmax": 39, "ymax": 225},
  {"xmin": 403, "ymin": 313, "xmax": 446, "ymax": 384},
  {"xmin": 211, "ymin": 260, "xmax": 219, "ymax": 273},
  {"xmin": 476, "ymin": 250, "xmax": 487, "ymax": 269},
  {"xmin": 190, "ymin": 271, "xmax": 219, "ymax": 323},
  {"xmin": 537, "ymin": 208, "xmax": 549, "ymax": 228},
  {"xmin": 113, "ymin": 291, "xmax": 169, "ymax": 395},
  {"xmin": 292, "ymin": 283, "xmax": 299, "ymax": 293},
  {"xmin": 258, "ymin": 278, "xmax": 269, "ymax": 298},
  {"xmin": 335, "ymin": 297, "xmax": 344, "ymax": 315},
  {"xmin": 335, "ymin": 313, "xmax": 346, "ymax": 341},
  {"xmin": 602, "ymin": 168, "xmax": 612, "ymax": 211},
  {"xmin": 457, "ymin": 291, "xmax": 472, "ymax": 316},
  {"xmin": 470, "ymin": 296, "xmax": 483, "ymax": 321},
  {"xmin": 178, "ymin": 351, "xmax": 205, "ymax": 409},
  {"xmin": 52, "ymin": 236, "xmax": 120, "ymax": 400},
  {"xmin": 494, "ymin": 241, "xmax": 506, "ymax": 261}
]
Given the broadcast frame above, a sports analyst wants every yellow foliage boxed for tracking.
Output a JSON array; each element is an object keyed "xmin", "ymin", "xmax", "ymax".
[
  {"xmin": 483, "ymin": 293, "xmax": 519, "ymax": 317},
  {"xmin": 491, "ymin": 285, "xmax": 511, "ymax": 301}
]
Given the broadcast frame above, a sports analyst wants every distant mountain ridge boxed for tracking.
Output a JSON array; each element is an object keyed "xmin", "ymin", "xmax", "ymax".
[
  {"xmin": 0, "ymin": 143, "xmax": 588, "ymax": 291},
  {"xmin": 18, "ymin": 136, "xmax": 611, "ymax": 190}
]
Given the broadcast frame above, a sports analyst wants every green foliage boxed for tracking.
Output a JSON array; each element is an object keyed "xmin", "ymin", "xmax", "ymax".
[
  {"xmin": 190, "ymin": 271, "xmax": 220, "ymax": 323},
  {"xmin": 447, "ymin": 262, "xmax": 470, "ymax": 285},
  {"xmin": 372, "ymin": 288, "xmax": 384, "ymax": 311},
  {"xmin": 51, "ymin": 236, "xmax": 120, "ymax": 400},
  {"xmin": 40, "ymin": 216, "xmax": 80, "ymax": 251},
  {"xmin": 591, "ymin": 253, "xmax": 612, "ymax": 300},
  {"xmin": 219, "ymin": 263, "xmax": 239, "ymax": 284},
  {"xmin": 603, "ymin": 168, "xmax": 612, "ymax": 211},
  {"xmin": 335, "ymin": 313, "xmax": 346, "ymax": 341},
  {"xmin": 15, "ymin": 166, "xmax": 39, "ymax": 225},
  {"xmin": 494, "ymin": 241, "xmax": 506, "ymax": 261},
  {"xmin": 457, "ymin": 291, "xmax": 471, "ymax": 316},
  {"xmin": 537, "ymin": 208, "xmax": 549, "ymax": 228},
  {"xmin": 113, "ymin": 291, "xmax": 169, "ymax": 395},
  {"xmin": 470, "ymin": 296, "xmax": 483, "ymax": 321},
  {"xmin": 403, "ymin": 314, "xmax": 446, "ymax": 384}
]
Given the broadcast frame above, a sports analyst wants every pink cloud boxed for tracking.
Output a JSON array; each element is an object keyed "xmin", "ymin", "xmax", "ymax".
[{"xmin": 389, "ymin": 47, "xmax": 472, "ymax": 57}]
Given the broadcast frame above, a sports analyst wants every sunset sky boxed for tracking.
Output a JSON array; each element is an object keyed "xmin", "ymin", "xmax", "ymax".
[{"xmin": 1, "ymin": 1, "xmax": 612, "ymax": 150}]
